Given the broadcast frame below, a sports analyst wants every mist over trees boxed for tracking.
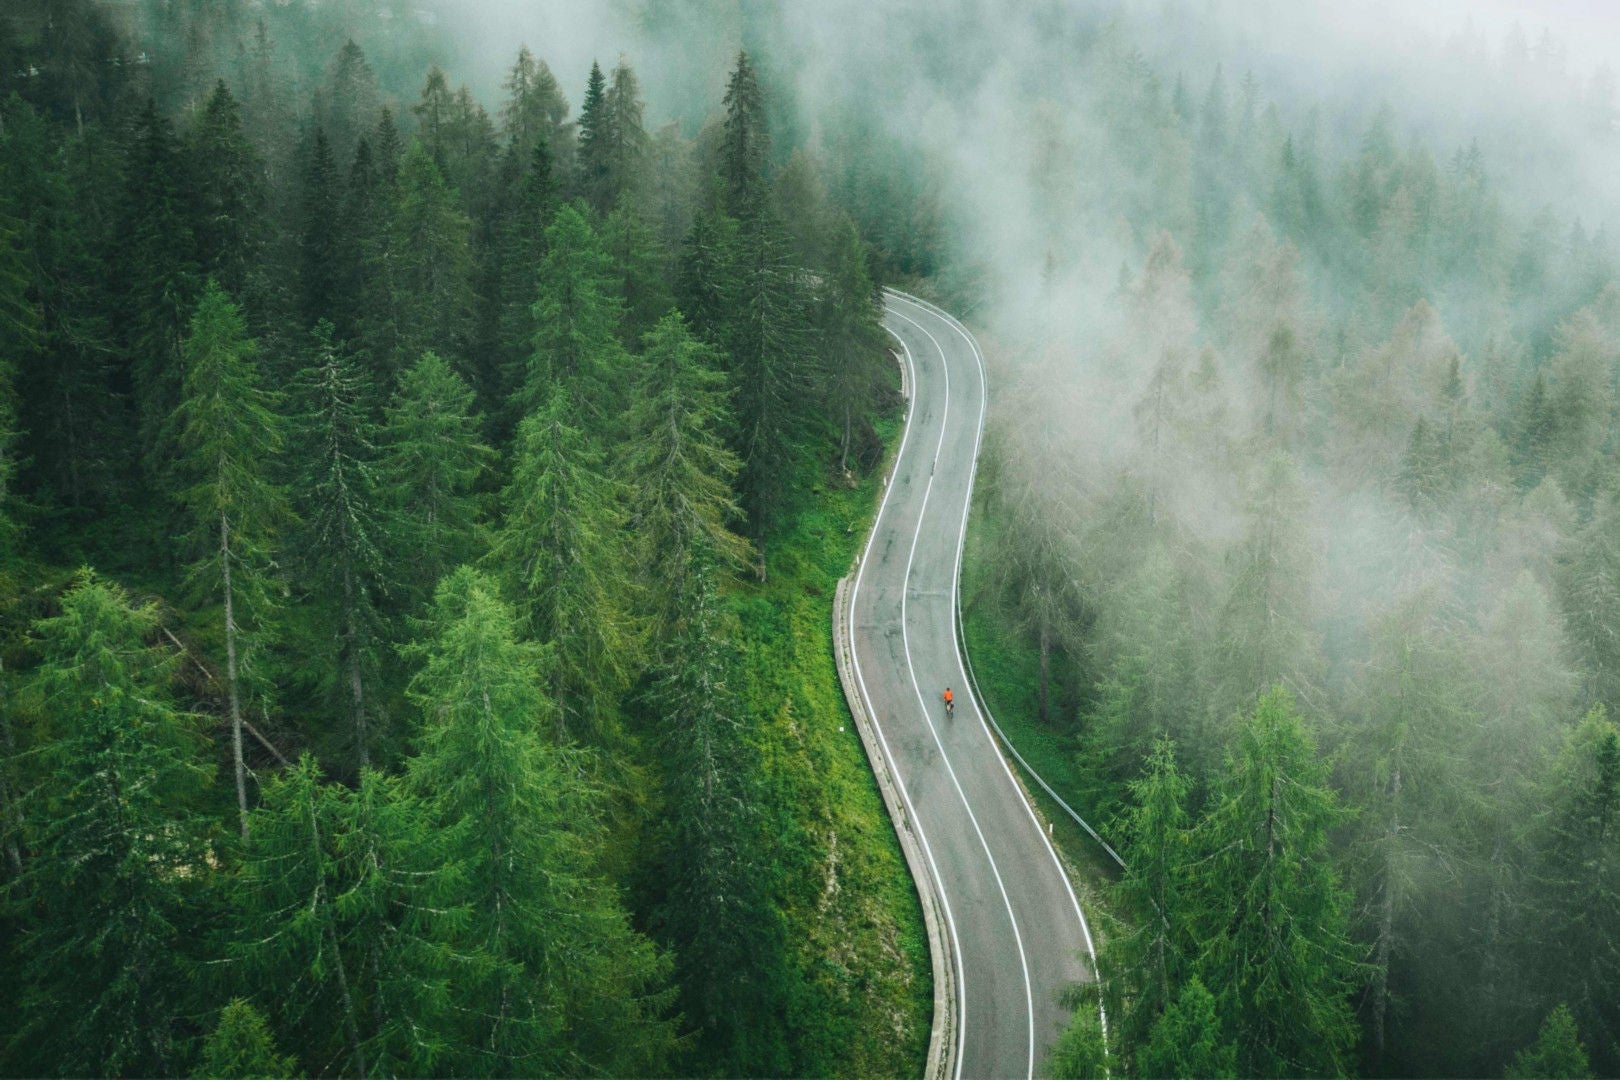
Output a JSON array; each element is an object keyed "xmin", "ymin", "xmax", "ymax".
[
  {"xmin": 0, "ymin": 1, "xmax": 918, "ymax": 1076},
  {"xmin": 4, "ymin": 0, "xmax": 1620, "ymax": 1077},
  {"xmin": 834, "ymin": 5, "xmax": 1617, "ymax": 1076}
]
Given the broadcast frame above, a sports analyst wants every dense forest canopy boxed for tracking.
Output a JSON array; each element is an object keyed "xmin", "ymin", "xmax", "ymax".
[
  {"xmin": 0, "ymin": 1, "xmax": 931, "ymax": 1076},
  {"xmin": 4, "ymin": 0, "xmax": 1620, "ymax": 1077}
]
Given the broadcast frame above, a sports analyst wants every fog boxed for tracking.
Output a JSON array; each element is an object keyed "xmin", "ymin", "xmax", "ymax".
[{"xmin": 419, "ymin": 1, "xmax": 1619, "ymax": 1071}]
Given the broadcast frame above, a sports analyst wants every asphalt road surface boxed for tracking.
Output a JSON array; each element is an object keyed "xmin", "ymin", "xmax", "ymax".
[{"xmin": 845, "ymin": 291, "xmax": 1097, "ymax": 1079}]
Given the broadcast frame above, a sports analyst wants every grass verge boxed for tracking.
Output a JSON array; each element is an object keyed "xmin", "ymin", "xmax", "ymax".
[
  {"xmin": 958, "ymin": 497, "xmax": 1125, "ymax": 898},
  {"xmin": 723, "ymin": 398, "xmax": 931, "ymax": 1078}
]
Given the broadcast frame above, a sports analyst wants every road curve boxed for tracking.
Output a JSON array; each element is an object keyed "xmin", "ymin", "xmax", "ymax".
[{"xmin": 843, "ymin": 291, "xmax": 1097, "ymax": 1079}]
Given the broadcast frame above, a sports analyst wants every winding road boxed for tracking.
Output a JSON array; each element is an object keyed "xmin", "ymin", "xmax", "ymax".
[{"xmin": 839, "ymin": 291, "xmax": 1098, "ymax": 1079}]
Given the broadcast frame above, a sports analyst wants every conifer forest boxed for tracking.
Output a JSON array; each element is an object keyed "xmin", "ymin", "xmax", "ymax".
[{"xmin": 2, "ymin": 1, "xmax": 1619, "ymax": 1078}]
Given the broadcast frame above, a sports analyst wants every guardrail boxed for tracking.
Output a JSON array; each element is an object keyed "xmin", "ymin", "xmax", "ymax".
[{"xmin": 833, "ymin": 576, "xmax": 957, "ymax": 1080}]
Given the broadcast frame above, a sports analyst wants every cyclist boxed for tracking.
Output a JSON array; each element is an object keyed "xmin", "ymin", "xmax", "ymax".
[{"xmin": 943, "ymin": 687, "xmax": 954, "ymax": 716}]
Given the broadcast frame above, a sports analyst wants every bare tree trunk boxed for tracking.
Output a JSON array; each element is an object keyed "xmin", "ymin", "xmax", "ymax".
[
  {"xmin": 840, "ymin": 402, "xmax": 852, "ymax": 475},
  {"xmin": 1038, "ymin": 615, "xmax": 1051, "ymax": 725},
  {"xmin": 344, "ymin": 563, "xmax": 369, "ymax": 770},
  {"xmin": 307, "ymin": 789, "xmax": 365, "ymax": 1075},
  {"xmin": 222, "ymin": 511, "xmax": 249, "ymax": 839},
  {"xmin": 0, "ymin": 663, "xmax": 23, "ymax": 881},
  {"xmin": 1371, "ymin": 764, "xmax": 1400, "ymax": 1066}
]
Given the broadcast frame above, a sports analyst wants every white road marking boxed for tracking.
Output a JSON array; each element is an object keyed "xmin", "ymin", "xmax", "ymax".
[
  {"xmin": 845, "ymin": 326, "xmax": 969, "ymax": 1080},
  {"xmin": 888, "ymin": 305, "xmax": 1037, "ymax": 1080},
  {"xmin": 888, "ymin": 291, "xmax": 1109, "ymax": 1054}
]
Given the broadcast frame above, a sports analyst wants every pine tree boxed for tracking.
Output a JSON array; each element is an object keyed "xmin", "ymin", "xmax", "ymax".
[
  {"xmin": 411, "ymin": 66, "xmax": 454, "ymax": 173},
  {"xmin": 0, "ymin": 198, "xmax": 39, "ymax": 554},
  {"xmin": 379, "ymin": 351, "xmax": 489, "ymax": 612},
  {"xmin": 600, "ymin": 59, "xmax": 649, "ymax": 213},
  {"xmin": 676, "ymin": 209, "xmax": 742, "ymax": 347},
  {"xmin": 187, "ymin": 81, "xmax": 264, "ymax": 304},
  {"xmin": 1, "ymin": 96, "xmax": 122, "ymax": 520},
  {"xmin": 1138, "ymin": 977, "xmax": 1238, "ymax": 1079},
  {"xmin": 223, "ymin": 756, "xmax": 368, "ymax": 1075},
  {"xmin": 818, "ymin": 216, "xmax": 888, "ymax": 474},
  {"xmin": 490, "ymin": 385, "xmax": 636, "ymax": 741},
  {"xmin": 297, "ymin": 126, "xmax": 341, "ymax": 331},
  {"xmin": 602, "ymin": 200, "xmax": 674, "ymax": 342},
  {"xmin": 195, "ymin": 1000, "xmax": 298, "ymax": 1079},
  {"xmin": 331, "ymin": 768, "xmax": 457, "ymax": 1075},
  {"xmin": 575, "ymin": 61, "xmax": 610, "ymax": 211},
  {"xmin": 719, "ymin": 51, "xmax": 768, "ymax": 220},
  {"xmin": 1506, "ymin": 1005, "xmax": 1595, "ymax": 1080},
  {"xmin": 645, "ymin": 558, "xmax": 770, "ymax": 1065},
  {"xmin": 367, "ymin": 141, "xmax": 473, "ymax": 378},
  {"xmin": 119, "ymin": 97, "xmax": 197, "ymax": 465},
  {"xmin": 1189, "ymin": 688, "xmax": 1360, "ymax": 1077},
  {"xmin": 318, "ymin": 40, "xmax": 380, "ymax": 165},
  {"xmin": 11, "ymin": 573, "xmax": 209, "ymax": 1077},
  {"xmin": 727, "ymin": 213, "xmax": 816, "ymax": 555},
  {"xmin": 1526, "ymin": 707, "xmax": 1620, "ymax": 1072},
  {"xmin": 290, "ymin": 325, "xmax": 386, "ymax": 769},
  {"xmin": 402, "ymin": 568, "xmax": 675, "ymax": 1074},
  {"xmin": 1558, "ymin": 496, "xmax": 1620, "ymax": 715},
  {"xmin": 499, "ymin": 46, "xmax": 569, "ymax": 168},
  {"xmin": 490, "ymin": 136, "xmax": 558, "ymax": 421},
  {"xmin": 621, "ymin": 312, "xmax": 748, "ymax": 639},
  {"xmin": 332, "ymin": 134, "xmax": 380, "ymax": 344},
  {"xmin": 1103, "ymin": 736, "xmax": 1193, "ymax": 1062},
  {"xmin": 1210, "ymin": 453, "xmax": 1319, "ymax": 723},
  {"xmin": 520, "ymin": 202, "xmax": 629, "ymax": 421},
  {"xmin": 373, "ymin": 107, "xmax": 402, "ymax": 186},
  {"xmin": 170, "ymin": 280, "xmax": 289, "ymax": 837}
]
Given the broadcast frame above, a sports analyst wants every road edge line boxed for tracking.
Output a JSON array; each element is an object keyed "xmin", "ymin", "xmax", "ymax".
[{"xmin": 833, "ymin": 331, "xmax": 958, "ymax": 1080}]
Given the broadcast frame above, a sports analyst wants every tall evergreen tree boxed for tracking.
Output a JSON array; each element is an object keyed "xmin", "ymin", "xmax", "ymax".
[
  {"xmin": 411, "ymin": 66, "xmax": 454, "ymax": 173},
  {"xmin": 332, "ymin": 134, "xmax": 381, "ymax": 344},
  {"xmin": 1190, "ymin": 688, "xmax": 1360, "ymax": 1076},
  {"xmin": 297, "ymin": 126, "xmax": 341, "ymax": 331},
  {"xmin": 196, "ymin": 1000, "xmax": 298, "ymax": 1079},
  {"xmin": 0, "ymin": 198, "xmax": 39, "ymax": 553},
  {"xmin": 10, "ymin": 573, "xmax": 209, "ymax": 1077},
  {"xmin": 1558, "ymin": 496, "xmax": 1620, "ymax": 715},
  {"xmin": 170, "ymin": 280, "xmax": 289, "ymax": 837},
  {"xmin": 290, "ymin": 325, "xmax": 386, "ymax": 769},
  {"xmin": 402, "ymin": 568, "xmax": 676, "ymax": 1074},
  {"xmin": 118, "ymin": 97, "xmax": 197, "ymax": 464},
  {"xmin": 1101, "ymin": 736, "xmax": 1193, "ymax": 1065},
  {"xmin": 379, "ymin": 350, "xmax": 489, "ymax": 613},
  {"xmin": 187, "ymin": 81, "xmax": 263, "ymax": 304},
  {"xmin": 1506, "ymin": 1005, "xmax": 1596, "ymax": 1080},
  {"xmin": 575, "ymin": 61, "xmax": 610, "ymax": 211},
  {"xmin": 489, "ymin": 136, "xmax": 558, "ymax": 421},
  {"xmin": 499, "ymin": 46, "xmax": 569, "ymax": 168},
  {"xmin": 366, "ymin": 141, "xmax": 473, "ymax": 378},
  {"xmin": 647, "ymin": 558, "xmax": 774, "ymax": 1069},
  {"xmin": 490, "ymin": 386, "xmax": 636, "ymax": 741},
  {"xmin": 602, "ymin": 200, "xmax": 673, "ymax": 342},
  {"xmin": 600, "ymin": 59, "xmax": 649, "ymax": 213},
  {"xmin": 223, "ymin": 756, "xmax": 369, "ymax": 1075},
  {"xmin": 726, "ymin": 213, "xmax": 816, "ymax": 554},
  {"xmin": 521, "ymin": 202, "xmax": 629, "ymax": 421},
  {"xmin": 622, "ymin": 313, "xmax": 748, "ymax": 638},
  {"xmin": 719, "ymin": 51, "xmax": 768, "ymax": 219},
  {"xmin": 1526, "ymin": 707, "xmax": 1620, "ymax": 1072},
  {"xmin": 318, "ymin": 40, "xmax": 380, "ymax": 166},
  {"xmin": 818, "ymin": 216, "xmax": 888, "ymax": 473}
]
